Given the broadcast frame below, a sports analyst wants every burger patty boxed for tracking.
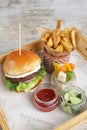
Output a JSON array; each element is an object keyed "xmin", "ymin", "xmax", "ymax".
[{"xmin": 6, "ymin": 71, "xmax": 38, "ymax": 82}]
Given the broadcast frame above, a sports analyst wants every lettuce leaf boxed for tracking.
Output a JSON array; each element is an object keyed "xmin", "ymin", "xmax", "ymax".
[
  {"xmin": 3, "ymin": 77, "xmax": 19, "ymax": 91},
  {"xmin": 17, "ymin": 65, "xmax": 46, "ymax": 92},
  {"xmin": 66, "ymin": 71, "xmax": 74, "ymax": 82},
  {"xmin": 3, "ymin": 65, "xmax": 46, "ymax": 92}
]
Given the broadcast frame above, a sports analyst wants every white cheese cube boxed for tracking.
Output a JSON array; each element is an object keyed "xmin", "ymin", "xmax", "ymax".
[{"xmin": 58, "ymin": 71, "xmax": 66, "ymax": 82}]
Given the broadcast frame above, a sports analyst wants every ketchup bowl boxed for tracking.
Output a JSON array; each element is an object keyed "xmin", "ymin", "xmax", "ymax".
[{"xmin": 33, "ymin": 83, "xmax": 59, "ymax": 112}]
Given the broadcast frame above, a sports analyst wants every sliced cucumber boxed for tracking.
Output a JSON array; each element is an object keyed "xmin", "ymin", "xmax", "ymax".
[
  {"xmin": 64, "ymin": 90, "xmax": 82, "ymax": 104},
  {"xmin": 70, "ymin": 96, "xmax": 82, "ymax": 104},
  {"xmin": 60, "ymin": 88, "xmax": 84, "ymax": 115},
  {"xmin": 63, "ymin": 106, "xmax": 73, "ymax": 114},
  {"xmin": 64, "ymin": 92, "xmax": 70, "ymax": 101},
  {"xmin": 68, "ymin": 90, "xmax": 76, "ymax": 97}
]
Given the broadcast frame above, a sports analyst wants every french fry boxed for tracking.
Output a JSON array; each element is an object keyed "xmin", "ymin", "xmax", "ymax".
[
  {"xmin": 51, "ymin": 20, "xmax": 62, "ymax": 49},
  {"xmin": 52, "ymin": 29, "xmax": 60, "ymax": 48},
  {"xmin": 47, "ymin": 37, "xmax": 53, "ymax": 47},
  {"xmin": 41, "ymin": 34, "xmax": 47, "ymax": 43},
  {"xmin": 41, "ymin": 20, "xmax": 76, "ymax": 53},
  {"xmin": 60, "ymin": 38, "xmax": 73, "ymax": 52},
  {"xmin": 44, "ymin": 32, "xmax": 51, "ymax": 40},
  {"xmin": 64, "ymin": 28, "xmax": 73, "ymax": 49},
  {"xmin": 70, "ymin": 28, "xmax": 76, "ymax": 49},
  {"xmin": 62, "ymin": 37, "xmax": 68, "ymax": 42},
  {"xmin": 60, "ymin": 30, "xmax": 67, "ymax": 38},
  {"xmin": 41, "ymin": 32, "xmax": 50, "ymax": 43},
  {"xmin": 60, "ymin": 28, "xmax": 69, "ymax": 40},
  {"xmin": 56, "ymin": 20, "xmax": 62, "ymax": 29},
  {"xmin": 64, "ymin": 28, "xmax": 71, "ymax": 41},
  {"xmin": 55, "ymin": 44, "xmax": 64, "ymax": 53}
]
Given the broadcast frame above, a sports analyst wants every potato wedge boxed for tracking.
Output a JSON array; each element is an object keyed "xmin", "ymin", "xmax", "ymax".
[
  {"xmin": 41, "ymin": 20, "xmax": 76, "ymax": 53},
  {"xmin": 41, "ymin": 34, "xmax": 47, "ymax": 43},
  {"xmin": 60, "ymin": 30, "xmax": 67, "ymax": 38},
  {"xmin": 55, "ymin": 44, "xmax": 64, "ymax": 53},
  {"xmin": 41, "ymin": 32, "xmax": 50, "ymax": 43},
  {"xmin": 65, "ymin": 28, "xmax": 73, "ymax": 49},
  {"xmin": 70, "ymin": 28, "xmax": 76, "ymax": 49},
  {"xmin": 47, "ymin": 37, "xmax": 53, "ymax": 47},
  {"xmin": 56, "ymin": 20, "xmax": 62, "ymax": 29},
  {"xmin": 52, "ymin": 29, "xmax": 60, "ymax": 48},
  {"xmin": 60, "ymin": 38, "xmax": 73, "ymax": 52}
]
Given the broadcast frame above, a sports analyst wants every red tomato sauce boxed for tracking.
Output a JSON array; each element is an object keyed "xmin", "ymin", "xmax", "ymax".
[
  {"xmin": 33, "ymin": 86, "xmax": 59, "ymax": 112},
  {"xmin": 36, "ymin": 88, "xmax": 55, "ymax": 102}
]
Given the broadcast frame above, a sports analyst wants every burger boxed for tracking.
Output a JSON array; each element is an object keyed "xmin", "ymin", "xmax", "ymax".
[{"xmin": 3, "ymin": 49, "xmax": 46, "ymax": 92}]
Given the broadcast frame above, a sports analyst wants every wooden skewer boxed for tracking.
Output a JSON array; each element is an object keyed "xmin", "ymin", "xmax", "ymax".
[{"xmin": 19, "ymin": 23, "xmax": 22, "ymax": 55}]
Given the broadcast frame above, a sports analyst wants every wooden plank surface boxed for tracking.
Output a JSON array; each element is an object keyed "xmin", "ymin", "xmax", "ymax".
[{"xmin": 0, "ymin": 39, "xmax": 87, "ymax": 130}]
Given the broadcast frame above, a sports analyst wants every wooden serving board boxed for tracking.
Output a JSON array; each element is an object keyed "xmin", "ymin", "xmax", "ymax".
[{"xmin": 0, "ymin": 39, "xmax": 87, "ymax": 130}]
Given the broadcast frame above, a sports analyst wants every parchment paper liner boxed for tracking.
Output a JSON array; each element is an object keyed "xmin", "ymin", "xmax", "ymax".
[
  {"xmin": 75, "ymin": 29, "xmax": 87, "ymax": 61},
  {"xmin": 42, "ymin": 42, "xmax": 70, "ymax": 57}
]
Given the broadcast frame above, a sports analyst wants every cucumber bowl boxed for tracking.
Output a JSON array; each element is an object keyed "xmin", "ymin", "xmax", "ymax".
[{"xmin": 60, "ymin": 86, "xmax": 86, "ymax": 115}]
